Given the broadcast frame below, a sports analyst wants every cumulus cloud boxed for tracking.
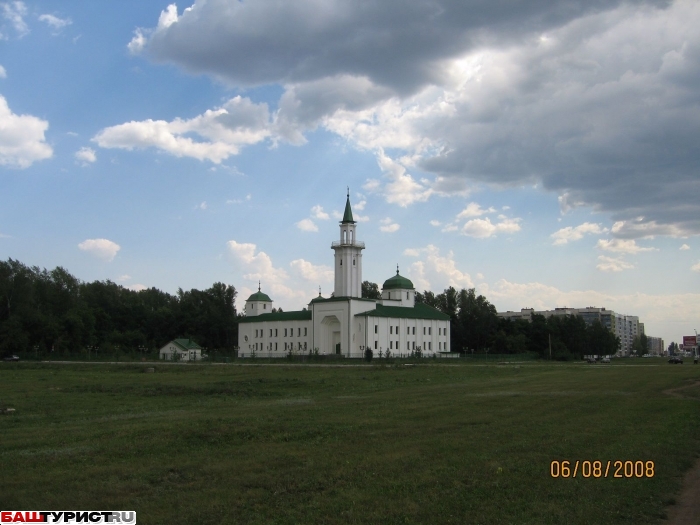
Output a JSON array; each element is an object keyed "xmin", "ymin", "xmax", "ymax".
[
  {"xmin": 290, "ymin": 259, "xmax": 333, "ymax": 283},
  {"xmin": 680, "ymin": 244, "xmax": 690, "ymax": 250},
  {"xmin": 127, "ymin": 28, "xmax": 147, "ymax": 54},
  {"xmin": 116, "ymin": 274, "xmax": 131, "ymax": 282},
  {"xmin": 610, "ymin": 219, "xmax": 688, "ymax": 239},
  {"xmin": 2, "ymin": 1, "xmax": 28, "ymax": 37},
  {"xmin": 456, "ymin": 202, "xmax": 496, "ymax": 219},
  {"xmin": 227, "ymin": 240, "xmax": 318, "ymax": 308},
  {"xmin": 596, "ymin": 255, "xmax": 635, "ymax": 272},
  {"xmin": 551, "ymin": 222, "xmax": 607, "ymax": 245},
  {"xmin": 692, "ymin": 261, "xmax": 700, "ymax": 273},
  {"xmin": 93, "ymin": 96, "xmax": 272, "ymax": 163},
  {"xmin": 379, "ymin": 217, "xmax": 400, "ymax": 233},
  {"xmin": 78, "ymin": 238, "xmax": 121, "ymax": 262},
  {"xmin": 461, "ymin": 217, "xmax": 521, "ymax": 238},
  {"xmin": 38, "ymin": 13, "xmax": 72, "ymax": 31},
  {"xmin": 404, "ymin": 244, "xmax": 474, "ymax": 290},
  {"xmin": 0, "ymin": 65, "xmax": 6, "ymax": 78},
  {"xmin": 596, "ymin": 238, "xmax": 657, "ymax": 254},
  {"xmin": 0, "ymin": 95, "xmax": 53, "ymax": 168},
  {"xmin": 296, "ymin": 218, "xmax": 318, "ymax": 232},
  {"xmin": 362, "ymin": 149, "xmax": 434, "ymax": 207},
  {"xmin": 310, "ymin": 205, "xmax": 330, "ymax": 220},
  {"xmin": 74, "ymin": 147, "xmax": 96, "ymax": 165},
  {"xmin": 126, "ymin": 284, "xmax": 148, "ymax": 292}
]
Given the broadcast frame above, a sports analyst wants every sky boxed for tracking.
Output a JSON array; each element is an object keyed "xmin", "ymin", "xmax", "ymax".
[{"xmin": 1, "ymin": 0, "xmax": 699, "ymax": 347}]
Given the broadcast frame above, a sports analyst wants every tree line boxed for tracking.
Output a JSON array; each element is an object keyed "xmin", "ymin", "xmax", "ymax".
[
  {"xmin": 0, "ymin": 258, "xmax": 620, "ymax": 360},
  {"xmin": 364, "ymin": 281, "xmax": 620, "ymax": 360},
  {"xmin": 0, "ymin": 259, "xmax": 237, "ymax": 357}
]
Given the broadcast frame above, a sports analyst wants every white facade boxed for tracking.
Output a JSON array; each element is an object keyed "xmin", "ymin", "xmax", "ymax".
[
  {"xmin": 159, "ymin": 339, "xmax": 202, "ymax": 361},
  {"xmin": 238, "ymin": 194, "xmax": 451, "ymax": 358}
]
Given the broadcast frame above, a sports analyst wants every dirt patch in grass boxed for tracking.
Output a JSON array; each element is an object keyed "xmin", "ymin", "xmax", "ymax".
[
  {"xmin": 666, "ymin": 457, "xmax": 700, "ymax": 525},
  {"xmin": 663, "ymin": 380, "xmax": 700, "ymax": 401}
]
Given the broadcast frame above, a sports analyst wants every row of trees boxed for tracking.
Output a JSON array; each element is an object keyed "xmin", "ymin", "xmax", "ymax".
[
  {"xmin": 0, "ymin": 258, "xmax": 621, "ymax": 360},
  {"xmin": 0, "ymin": 259, "xmax": 237, "ymax": 357},
  {"xmin": 363, "ymin": 281, "xmax": 620, "ymax": 360}
]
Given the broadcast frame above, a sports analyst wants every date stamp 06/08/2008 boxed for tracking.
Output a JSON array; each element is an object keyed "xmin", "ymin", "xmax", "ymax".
[{"xmin": 550, "ymin": 460, "xmax": 655, "ymax": 479}]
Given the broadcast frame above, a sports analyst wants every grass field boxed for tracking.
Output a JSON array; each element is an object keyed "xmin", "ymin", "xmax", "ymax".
[{"xmin": 1, "ymin": 361, "xmax": 699, "ymax": 524}]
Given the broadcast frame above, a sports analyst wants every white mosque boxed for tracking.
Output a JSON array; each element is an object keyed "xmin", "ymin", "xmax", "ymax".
[{"xmin": 238, "ymin": 193, "xmax": 451, "ymax": 358}]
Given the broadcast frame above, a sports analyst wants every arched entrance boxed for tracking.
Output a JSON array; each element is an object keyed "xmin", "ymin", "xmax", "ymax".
[{"xmin": 320, "ymin": 315, "xmax": 342, "ymax": 355}]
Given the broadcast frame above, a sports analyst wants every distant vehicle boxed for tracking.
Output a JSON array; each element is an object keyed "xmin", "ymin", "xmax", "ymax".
[
  {"xmin": 668, "ymin": 357, "xmax": 683, "ymax": 364},
  {"xmin": 601, "ymin": 357, "xmax": 611, "ymax": 363},
  {"xmin": 585, "ymin": 357, "xmax": 596, "ymax": 363},
  {"xmin": 2, "ymin": 355, "xmax": 19, "ymax": 362}
]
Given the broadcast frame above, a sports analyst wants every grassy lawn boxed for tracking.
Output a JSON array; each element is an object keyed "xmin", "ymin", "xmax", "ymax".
[{"xmin": 1, "ymin": 361, "xmax": 699, "ymax": 524}]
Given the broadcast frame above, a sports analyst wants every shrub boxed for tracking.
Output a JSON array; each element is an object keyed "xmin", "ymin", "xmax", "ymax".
[{"xmin": 364, "ymin": 348, "xmax": 373, "ymax": 362}]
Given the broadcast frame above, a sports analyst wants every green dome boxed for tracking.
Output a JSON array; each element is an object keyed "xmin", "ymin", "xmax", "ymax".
[
  {"xmin": 247, "ymin": 291, "xmax": 272, "ymax": 302},
  {"xmin": 382, "ymin": 268, "xmax": 414, "ymax": 290}
]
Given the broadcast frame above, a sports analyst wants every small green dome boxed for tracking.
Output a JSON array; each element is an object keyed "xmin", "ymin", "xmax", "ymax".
[
  {"xmin": 382, "ymin": 267, "xmax": 414, "ymax": 290},
  {"xmin": 247, "ymin": 291, "xmax": 272, "ymax": 302}
]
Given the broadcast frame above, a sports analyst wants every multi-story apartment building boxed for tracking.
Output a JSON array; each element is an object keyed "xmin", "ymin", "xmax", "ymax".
[
  {"xmin": 497, "ymin": 307, "xmax": 641, "ymax": 355},
  {"xmin": 646, "ymin": 336, "xmax": 665, "ymax": 355}
]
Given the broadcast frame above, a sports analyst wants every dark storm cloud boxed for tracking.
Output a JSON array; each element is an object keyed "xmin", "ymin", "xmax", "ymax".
[
  {"xmin": 130, "ymin": 0, "xmax": 700, "ymax": 237},
  {"xmin": 416, "ymin": 1, "xmax": 700, "ymax": 236},
  {"xmin": 140, "ymin": 0, "xmax": 665, "ymax": 93}
]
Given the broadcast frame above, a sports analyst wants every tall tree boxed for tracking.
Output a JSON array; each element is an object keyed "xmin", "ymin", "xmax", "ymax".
[{"xmin": 361, "ymin": 281, "xmax": 381, "ymax": 299}]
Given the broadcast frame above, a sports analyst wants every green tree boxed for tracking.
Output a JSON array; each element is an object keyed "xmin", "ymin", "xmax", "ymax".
[{"xmin": 361, "ymin": 281, "xmax": 381, "ymax": 299}]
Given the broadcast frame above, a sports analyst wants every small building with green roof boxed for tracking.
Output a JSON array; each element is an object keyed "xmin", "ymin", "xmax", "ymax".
[
  {"xmin": 159, "ymin": 338, "xmax": 203, "ymax": 361},
  {"xmin": 237, "ymin": 192, "xmax": 450, "ymax": 358}
]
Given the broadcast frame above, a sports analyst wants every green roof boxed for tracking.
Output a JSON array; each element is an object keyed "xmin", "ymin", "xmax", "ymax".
[
  {"xmin": 310, "ymin": 295, "xmax": 377, "ymax": 304},
  {"xmin": 310, "ymin": 293, "xmax": 326, "ymax": 303},
  {"xmin": 355, "ymin": 302, "xmax": 450, "ymax": 320},
  {"xmin": 341, "ymin": 195, "xmax": 355, "ymax": 224},
  {"xmin": 172, "ymin": 338, "xmax": 202, "ymax": 350},
  {"xmin": 382, "ymin": 269, "xmax": 414, "ymax": 290},
  {"xmin": 247, "ymin": 291, "xmax": 272, "ymax": 302},
  {"xmin": 239, "ymin": 310, "xmax": 312, "ymax": 324}
]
